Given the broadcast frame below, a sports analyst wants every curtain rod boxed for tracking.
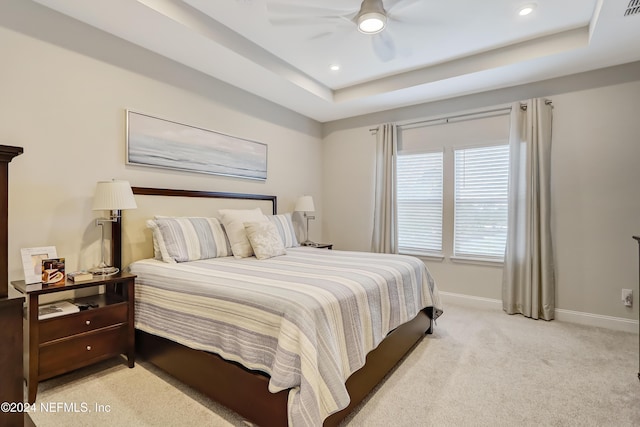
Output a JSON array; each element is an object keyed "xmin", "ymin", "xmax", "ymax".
[
  {"xmin": 369, "ymin": 99, "xmax": 553, "ymax": 133},
  {"xmin": 369, "ymin": 107, "xmax": 510, "ymax": 133},
  {"xmin": 520, "ymin": 99, "xmax": 553, "ymax": 111}
]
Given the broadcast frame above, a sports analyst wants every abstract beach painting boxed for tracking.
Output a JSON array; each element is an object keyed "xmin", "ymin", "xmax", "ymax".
[{"xmin": 126, "ymin": 111, "xmax": 267, "ymax": 181}]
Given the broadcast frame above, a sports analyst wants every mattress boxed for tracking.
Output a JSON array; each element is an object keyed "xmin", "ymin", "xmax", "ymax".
[{"xmin": 129, "ymin": 247, "xmax": 442, "ymax": 426}]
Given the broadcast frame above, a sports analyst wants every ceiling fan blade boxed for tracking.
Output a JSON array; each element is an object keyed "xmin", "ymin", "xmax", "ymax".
[
  {"xmin": 384, "ymin": 0, "xmax": 422, "ymax": 14},
  {"xmin": 307, "ymin": 31, "xmax": 335, "ymax": 41},
  {"xmin": 388, "ymin": 14, "xmax": 439, "ymax": 27},
  {"xmin": 269, "ymin": 15, "xmax": 349, "ymax": 26},
  {"xmin": 371, "ymin": 31, "xmax": 396, "ymax": 62},
  {"xmin": 266, "ymin": 2, "xmax": 355, "ymax": 17}
]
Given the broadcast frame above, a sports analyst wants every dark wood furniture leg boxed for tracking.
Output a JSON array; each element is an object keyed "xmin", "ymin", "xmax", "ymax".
[
  {"xmin": 112, "ymin": 280, "xmax": 136, "ymax": 368},
  {"xmin": 633, "ymin": 236, "xmax": 640, "ymax": 381},
  {"xmin": 0, "ymin": 298, "xmax": 25, "ymax": 427},
  {"xmin": 26, "ymin": 293, "xmax": 39, "ymax": 404}
]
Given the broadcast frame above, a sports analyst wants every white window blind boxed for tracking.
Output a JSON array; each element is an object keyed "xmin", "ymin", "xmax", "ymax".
[
  {"xmin": 454, "ymin": 144, "xmax": 509, "ymax": 259},
  {"xmin": 397, "ymin": 152, "xmax": 443, "ymax": 253}
]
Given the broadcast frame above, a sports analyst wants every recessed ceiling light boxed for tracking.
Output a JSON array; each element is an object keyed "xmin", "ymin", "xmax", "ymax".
[
  {"xmin": 519, "ymin": 4, "xmax": 536, "ymax": 16},
  {"xmin": 329, "ymin": 64, "xmax": 341, "ymax": 72}
]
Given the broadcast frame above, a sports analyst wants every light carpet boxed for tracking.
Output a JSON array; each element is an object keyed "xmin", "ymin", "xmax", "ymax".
[{"xmin": 29, "ymin": 303, "xmax": 640, "ymax": 426}]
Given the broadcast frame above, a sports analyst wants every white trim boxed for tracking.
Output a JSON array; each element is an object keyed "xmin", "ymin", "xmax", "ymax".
[
  {"xmin": 554, "ymin": 308, "xmax": 638, "ymax": 334},
  {"xmin": 449, "ymin": 256, "xmax": 503, "ymax": 267},
  {"xmin": 439, "ymin": 291, "xmax": 639, "ymax": 333},
  {"xmin": 401, "ymin": 252, "xmax": 445, "ymax": 262},
  {"xmin": 439, "ymin": 291, "xmax": 502, "ymax": 310}
]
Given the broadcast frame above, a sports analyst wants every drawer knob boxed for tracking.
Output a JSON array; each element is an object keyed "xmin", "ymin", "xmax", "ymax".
[
  {"xmin": 86, "ymin": 345, "xmax": 92, "ymax": 351},
  {"xmin": 85, "ymin": 320, "xmax": 91, "ymax": 325}
]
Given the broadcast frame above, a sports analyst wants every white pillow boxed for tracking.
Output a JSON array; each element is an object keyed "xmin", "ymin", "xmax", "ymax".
[
  {"xmin": 245, "ymin": 221, "xmax": 286, "ymax": 260},
  {"xmin": 218, "ymin": 208, "xmax": 267, "ymax": 258}
]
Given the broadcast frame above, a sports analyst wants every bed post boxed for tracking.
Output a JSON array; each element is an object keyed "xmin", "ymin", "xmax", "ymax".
[{"xmin": 111, "ymin": 216, "xmax": 122, "ymax": 272}]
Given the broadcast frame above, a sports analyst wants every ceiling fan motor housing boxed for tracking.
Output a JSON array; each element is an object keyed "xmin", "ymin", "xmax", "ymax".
[{"xmin": 357, "ymin": 0, "xmax": 387, "ymax": 34}]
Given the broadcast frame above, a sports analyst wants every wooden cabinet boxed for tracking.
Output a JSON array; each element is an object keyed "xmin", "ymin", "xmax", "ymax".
[
  {"xmin": 12, "ymin": 273, "xmax": 136, "ymax": 403},
  {"xmin": 0, "ymin": 297, "xmax": 24, "ymax": 427},
  {"xmin": 0, "ymin": 145, "xmax": 24, "ymax": 426}
]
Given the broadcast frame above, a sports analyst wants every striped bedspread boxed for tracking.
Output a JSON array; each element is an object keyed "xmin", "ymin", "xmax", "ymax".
[{"xmin": 129, "ymin": 247, "xmax": 442, "ymax": 426}]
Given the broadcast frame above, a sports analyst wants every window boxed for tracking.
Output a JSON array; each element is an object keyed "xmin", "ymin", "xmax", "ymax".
[
  {"xmin": 397, "ymin": 152, "xmax": 443, "ymax": 253},
  {"xmin": 396, "ymin": 112, "xmax": 510, "ymax": 262},
  {"xmin": 454, "ymin": 145, "xmax": 509, "ymax": 259}
]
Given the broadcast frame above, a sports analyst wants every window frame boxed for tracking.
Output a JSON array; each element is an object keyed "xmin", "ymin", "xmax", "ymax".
[
  {"xmin": 396, "ymin": 114, "xmax": 510, "ymax": 265},
  {"xmin": 396, "ymin": 149, "xmax": 444, "ymax": 257},
  {"xmin": 451, "ymin": 141, "xmax": 510, "ymax": 263}
]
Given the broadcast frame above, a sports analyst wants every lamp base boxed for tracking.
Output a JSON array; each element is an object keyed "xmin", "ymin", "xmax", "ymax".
[
  {"xmin": 300, "ymin": 240, "xmax": 317, "ymax": 247},
  {"xmin": 88, "ymin": 265, "xmax": 119, "ymax": 276}
]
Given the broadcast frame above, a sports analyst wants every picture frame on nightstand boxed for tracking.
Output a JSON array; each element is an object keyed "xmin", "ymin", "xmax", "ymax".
[
  {"xmin": 21, "ymin": 246, "xmax": 57, "ymax": 284},
  {"xmin": 41, "ymin": 257, "xmax": 65, "ymax": 285}
]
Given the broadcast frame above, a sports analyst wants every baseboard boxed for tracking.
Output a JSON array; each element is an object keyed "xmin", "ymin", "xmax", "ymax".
[
  {"xmin": 439, "ymin": 291, "xmax": 502, "ymax": 310},
  {"xmin": 439, "ymin": 291, "xmax": 639, "ymax": 334},
  {"xmin": 554, "ymin": 309, "xmax": 638, "ymax": 334}
]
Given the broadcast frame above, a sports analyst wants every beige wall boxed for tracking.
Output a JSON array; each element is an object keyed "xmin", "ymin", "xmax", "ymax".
[
  {"xmin": 323, "ymin": 78, "xmax": 640, "ymax": 321},
  {"xmin": 551, "ymin": 82, "xmax": 640, "ymax": 319},
  {"xmin": 0, "ymin": 3, "xmax": 323, "ymax": 288}
]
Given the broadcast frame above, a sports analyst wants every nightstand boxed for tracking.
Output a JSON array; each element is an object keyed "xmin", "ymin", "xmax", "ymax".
[
  {"xmin": 314, "ymin": 243, "xmax": 333, "ymax": 249},
  {"xmin": 302, "ymin": 243, "xmax": 333, "ymax": 249},
  {"xmin": 12, "ymin": 272, "xmax": 136, "ymax": 403}
]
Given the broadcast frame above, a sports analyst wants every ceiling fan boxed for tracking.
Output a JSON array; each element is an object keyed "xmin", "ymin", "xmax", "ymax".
[{"xmin": 266, "ymin": 0, "xmax": 424, "ymax": 61}]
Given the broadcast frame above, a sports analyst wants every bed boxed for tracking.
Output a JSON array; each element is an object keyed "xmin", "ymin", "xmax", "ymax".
[{"xmin": 114, "ymin": 187, "xmax": 442, "ymax": 426}]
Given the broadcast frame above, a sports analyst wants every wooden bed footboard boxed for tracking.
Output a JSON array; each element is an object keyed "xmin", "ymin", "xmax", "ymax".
[
  {"xmin": 136, "ymin": 309, "xmax": 432, "ymax": 427},
  {"xmin": 136, "ymin": 330, "xmax": 289, "ymax": 425}
]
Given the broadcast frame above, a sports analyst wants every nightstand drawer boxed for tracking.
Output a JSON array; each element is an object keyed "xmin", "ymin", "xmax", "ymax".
[
  {"xmin": 39, "ymin": 325, "xmax": 127, "ymax": 379},
  {"xmin": 39, "ymin": 302, "xmax": 128, "ymax": 343}
]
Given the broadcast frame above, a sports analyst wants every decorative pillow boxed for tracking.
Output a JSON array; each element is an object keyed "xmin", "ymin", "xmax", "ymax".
[
  {"xmin": 146, "ymin": 217, "xmax": 232, "ymax": 263},
  {"xmin": 218, "ymin": 208, "xmax": 267, "ymax": 258},
  {"xmin": 267, "ymin": 213, "xmax": 299, "ymax": 248},
  {"xmin": 244, "ymin": 221, "xmax": 286, "ymax": 260}
]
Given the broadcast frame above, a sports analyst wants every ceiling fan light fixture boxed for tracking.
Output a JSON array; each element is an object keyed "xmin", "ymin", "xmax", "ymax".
[{"xmin": 357, "ymin": 12, "xmax": 386, "ymax": 34}]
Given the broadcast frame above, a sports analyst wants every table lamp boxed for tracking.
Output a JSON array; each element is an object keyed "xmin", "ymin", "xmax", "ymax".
[
  {"xmin": 89, "ymin": 180, "xmax": 137, "ymax": 275},
  {"xmin": 295, "ymin": 195, "xmax": 315, "ymax": 246}
]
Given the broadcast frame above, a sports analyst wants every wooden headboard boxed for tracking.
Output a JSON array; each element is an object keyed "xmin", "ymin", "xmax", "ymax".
[{"xmin": 112, "ymin": 187, "xmax": 277, "ymax": 270}]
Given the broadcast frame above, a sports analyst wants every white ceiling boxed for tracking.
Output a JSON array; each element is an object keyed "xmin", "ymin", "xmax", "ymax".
[{"xmin": 32, "ymin": 0, "xmax": 640, "ymax": 122}]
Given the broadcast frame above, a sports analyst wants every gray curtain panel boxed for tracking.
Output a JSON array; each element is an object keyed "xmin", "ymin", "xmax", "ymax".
[
  {"xmin": 502, "ymin": 99, "xmax": 555, "ymax": 320},
  {"xmin": 371, "ymin": 123, "xmax": 399, "ymax": 254}
]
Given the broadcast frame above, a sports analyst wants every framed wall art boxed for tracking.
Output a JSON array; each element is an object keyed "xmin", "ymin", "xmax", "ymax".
[{"xmin": 126, "ymin": 110, "xmax": 268, "ymax": 181}]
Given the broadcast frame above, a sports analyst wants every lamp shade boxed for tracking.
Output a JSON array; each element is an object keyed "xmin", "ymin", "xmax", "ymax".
[
  {"xmin": 295, "ymin": 195, "xmax": 315, "ymax": 212},
  {"xmin": 92, "ymin": 180, "xmax": 137, "ymax": 211}
]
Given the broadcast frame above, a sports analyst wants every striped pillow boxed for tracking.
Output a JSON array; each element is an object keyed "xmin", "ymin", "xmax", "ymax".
[
  {"xmin": 147, "ymin": 217, "xmax": 232, "ymax": 263},
  {"xmin": 267, "ymin": 213, "xmax": 299, "ymax": 248}
]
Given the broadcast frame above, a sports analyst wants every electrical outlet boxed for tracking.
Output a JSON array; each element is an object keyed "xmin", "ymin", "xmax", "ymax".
[{"xmin": 622, "ymin": 289, "xmax": 633, "ymax": 307}]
